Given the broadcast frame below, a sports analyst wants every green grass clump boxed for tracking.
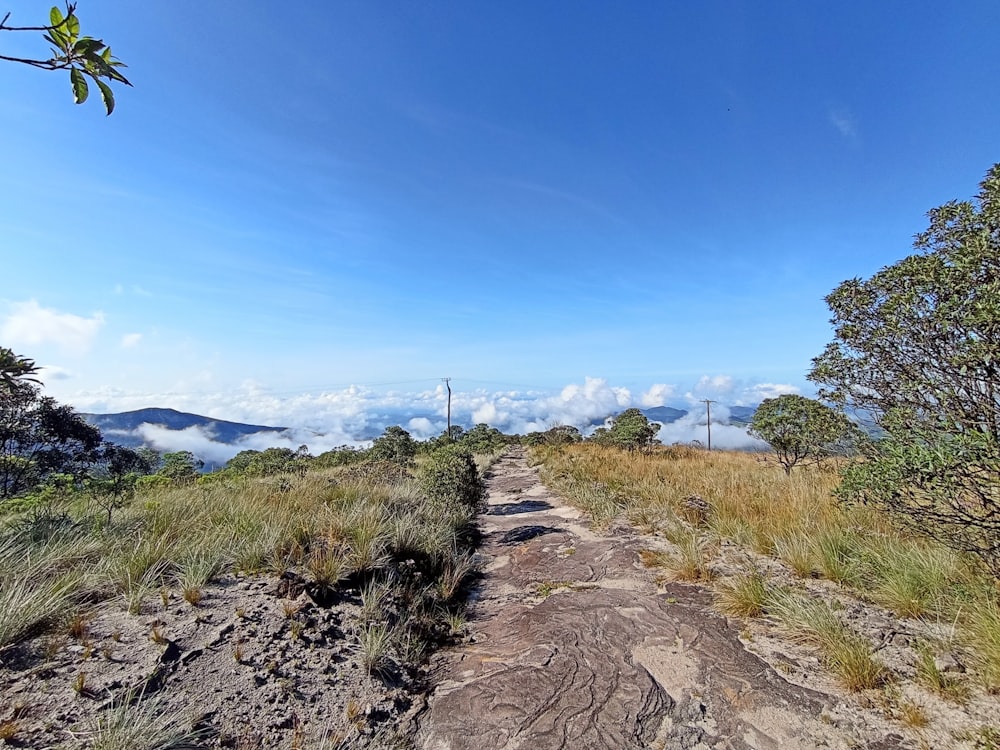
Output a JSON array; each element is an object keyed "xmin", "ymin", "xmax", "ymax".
[
  {"xmin": 966, "ymin": 597, "xmax": 1000, "ymax": 693},
  {"xmin": 765, "ymin": 588, "xmax": 888, "ymax": 691},
  {"xmin": 716, "ymin": 569, "xmax": 770, "ymax": 618},
  {"xmin": 87, "ymin": 690, "xmax": 202, "ymax": 750}
]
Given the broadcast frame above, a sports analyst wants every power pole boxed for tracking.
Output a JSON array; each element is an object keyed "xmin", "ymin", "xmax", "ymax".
[
  {"xmin": 701, "ymin": 399, "xmax": 716, "ymax": 451},
  {"xmin": 442, "ymin": 377, "xmax": 452, "ymax": 439}
]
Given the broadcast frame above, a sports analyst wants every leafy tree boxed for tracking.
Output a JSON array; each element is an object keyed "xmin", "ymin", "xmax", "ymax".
[
  {"xmin": 607, "ymin": 408, "xmax": 660, "ymax": 452},
  {"xmin": 224, "ymin": 449, "xmax": 260, "ymax": 474},
  {"xmin": 0, "ymin": 382, "xmax": 102, "ymax": 499},
  {"xmin": 369, "ymin": 425, "xmax": 417, "ymax": 465},
  {"xmin": 313, "ymin": 445, "xmax": 366, "ymax": 468},
  {"xmin": 85, "ymin": 441, "xmax": 153, "ymax": 523},
  {"xmin": 0, "ymin": 347, "xmax": 41, "ymax": 393},
  {"xmin": 588, "ymin": 426, "xmax": 611, "ymax": 445},
  {"xmin": 224, "ymin": 446, "xmax": 310, "ymax": 477},
  {"xmin": 0, "ymin": 3, "xmax": 130, "ymax": 114},
  {"xmin": 157, "ymin": 451, "xmax": 202, "ymax": 483},
  {"xmin": 809, "ymin": 163, "xmax": 1000, "ymax": 571},
  {"xmin": 748, "ymin": 395, "xmax": 858, "ymax": 475},
  {"xmin": 460, "ymin": 423, "xmax": 508, "ymax": 454}
]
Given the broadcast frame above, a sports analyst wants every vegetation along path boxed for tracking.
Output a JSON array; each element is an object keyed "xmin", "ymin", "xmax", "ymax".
[{"xmin": 415, "ymin": 450, "xmax": 906, "ymax": 750}]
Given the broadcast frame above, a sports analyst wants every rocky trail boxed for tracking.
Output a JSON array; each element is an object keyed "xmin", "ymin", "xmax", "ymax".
[{"xmin": 415, "ymin": 450, "xmax": 909, "ymax": 750}]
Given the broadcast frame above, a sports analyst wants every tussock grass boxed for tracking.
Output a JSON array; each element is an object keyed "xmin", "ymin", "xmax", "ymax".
[
  {"xmin": 0, "ymin": 571, "xmax": 82, "ymax": 651},
  {"xmin": 813, "ymin": 528, "xmax": 866, "ymax": 587},
  {"xmin": 716, "ymin": 568, "xmax": 770, "ymax": 617},
  {"xmin": 767, "ymin": 588, "xmax": 889, "ymax": 691},
  {"xmin": 915, "ymin": 644, "xmax": 971, "ymax": 703},
  {"xmin": 867, "ymin": 542, "xmax": 967, "ymax": 619},
  {"xmin": 660, "ymin": 530, "xmax": 715, "ymax": 582},
  {"xmin": 772, "ymin": 533, "xmax": 816, "ymax": 578},
  {"xmin": 359, "ymin": 622, "xmax": 393, "ymax": 675},
  {"xmin": 966, "ymin": 598, "xmax": 1000, "ymax": 692},
  {"xmin": 87, "ymin": 690, "xmax": 202, "ymax": 750}
]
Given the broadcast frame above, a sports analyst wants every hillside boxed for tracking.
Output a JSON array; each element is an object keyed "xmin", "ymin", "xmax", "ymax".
[{"xmin": 82, "ymin": 408, "xmax": 286, "ymax": 449}]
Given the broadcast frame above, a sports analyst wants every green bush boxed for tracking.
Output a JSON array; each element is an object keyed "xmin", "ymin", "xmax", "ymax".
[{"xmin": 419, "ymin": 444, "xmax": 485, "ymax": 511}]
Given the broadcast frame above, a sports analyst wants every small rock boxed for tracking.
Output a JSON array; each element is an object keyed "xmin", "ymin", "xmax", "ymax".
[{"xmin": 934, "ymin": 652, "xmax": 965, "ymax": 674}]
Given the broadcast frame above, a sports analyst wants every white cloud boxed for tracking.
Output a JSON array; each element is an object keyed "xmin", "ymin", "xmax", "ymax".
[
  {"xmin": 472, "ymin": 401, "xmax": 500, "ymax": 425},
  {"xmin": 1, "ymin": 300, "xmax": 105, "ymax": 354},
  {"xmin": 829, "ymin": 108, "xmax": 857, "ymax": 138},
  {"xmin": 121, "ymin": 333, "xmax": 143, "ymax": 348},
  {"xmin": 748, "ymin": 382, "xmax": 800, "ymax": 401},
  {"xmin": 685, "ymin": 374, "xmax": 736, "ymax": 403},
  {"xmin": 656, "ymin": 403, "xmax": 767, "ymax": 451},
  {"xmin": 640, "ymin": 383, "xmax": 675, "ymax": 407},
  {"xmin": 407, "ymin": 417, "xmax": 438, "ymax": 439}
]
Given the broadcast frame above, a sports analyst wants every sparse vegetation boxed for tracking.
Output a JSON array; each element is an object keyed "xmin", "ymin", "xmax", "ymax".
[{"xmin": 533, "ymin": 441, "xmax": 1000, "ymax": 704}]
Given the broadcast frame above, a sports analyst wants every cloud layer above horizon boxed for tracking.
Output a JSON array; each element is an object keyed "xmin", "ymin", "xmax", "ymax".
[{"xmin": 72, "ymin": 375, "xmax": 784, "ymax": 463}]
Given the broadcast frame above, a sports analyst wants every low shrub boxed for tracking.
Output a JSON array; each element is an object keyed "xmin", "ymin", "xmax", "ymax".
[{"xmin": 418, "ymin": 444, "xmax": 485, "ymax": 512}]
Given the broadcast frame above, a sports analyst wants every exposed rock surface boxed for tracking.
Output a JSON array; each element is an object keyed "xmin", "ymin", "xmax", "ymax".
[{"xmin": 415, "ymin": 450, "xmax": 908, "ymax": 750}]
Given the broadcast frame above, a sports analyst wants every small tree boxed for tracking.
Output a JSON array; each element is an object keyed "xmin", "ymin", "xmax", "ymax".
[
  {"xmin": 607, "ymin": 408, "xmax": 660, "ymax": 452},
  {"xmin": 809, "ymin": 163, "xmax": 1000, "ymax": 571},
  {"xmin": 86, "ymin": 441, "xmax": 153, "ymax": 524},
  {"xmin": 1, "ymin": 381, "xmax": 103, "ymax": 499},
  {"xmin": 748, "ymin": 395, "xmax": 858, "ymax": 475},
  {"xmin": 157, "ymin": 451, "xmax": 202, "ymax": 483},
  {"xmin": 460, "ymin": 423, "xmax": 508, "ymax": 454},
  {"xmin": 369, "ymin": 425, "xmax": 417, "ymax": 466}
]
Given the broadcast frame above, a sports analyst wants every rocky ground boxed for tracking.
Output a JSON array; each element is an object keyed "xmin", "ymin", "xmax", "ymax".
[
  {"xmin": 3, "ymin": 450, "xmax": 998, "ymax": 749},
  {"xmin": 0, "ymin": 569, "xmax": 422, "ymax": 748},
  {"xmin": 414, "ymin": 450, "xmax": 1000, "ymax": 750}
]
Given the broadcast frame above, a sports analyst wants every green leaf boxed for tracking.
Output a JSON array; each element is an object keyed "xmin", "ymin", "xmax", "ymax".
[
  {"xmin": 44, "ymin": 32, "xmax": 67, "ymax": 50},
  {"xmin": 96, "ymin": 79, "xmax": 115, "ymax": 115},
  {"xmin": 74, "ymin": 38, "xmax": 105, "ymax": 55},
  {"xmin": 49, "ymin": 6, "xmax": 64, "ymax": 28},
  {"xmin": 70, "ymin": 69, "xmax": 88, "ymax": 104},
  {"xmin": 65, "ymin": 12, "xmax": 80, "ymax": 40}
]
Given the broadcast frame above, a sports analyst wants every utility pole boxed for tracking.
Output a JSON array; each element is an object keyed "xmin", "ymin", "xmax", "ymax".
[
  {"xmin": 442, "ymin": 377, "xmax": 452, "ymax": 440},
  {"xmin": 701, "ymin": 399, "xmax": 716, "ymax": 451}
]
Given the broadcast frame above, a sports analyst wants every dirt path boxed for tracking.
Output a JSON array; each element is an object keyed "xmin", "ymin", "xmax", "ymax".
[{"xmin": 414, "ymin": 450, "xmax": 907, "ymax": 750}]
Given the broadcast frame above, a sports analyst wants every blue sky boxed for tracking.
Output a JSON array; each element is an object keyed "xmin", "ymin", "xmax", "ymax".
[{"xmin": 2, "ymin": 1, "xmax": 998, "ymax": 441}]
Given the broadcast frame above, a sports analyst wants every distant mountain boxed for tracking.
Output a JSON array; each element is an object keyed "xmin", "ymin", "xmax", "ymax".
[
  {"xmin": 639, "ymin": 405, "xmax": 757, "ymax": 426},
  {"xmin": 728, "ymin": 406, "xmax": 757, "ymax": 425},
  {"xmin": 82, "ymin": 408, "xmax": 286, "ymax": 449},
  {"xmin": 640, "ymin": 406, "xmax": 688, "ymax": 424}
]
